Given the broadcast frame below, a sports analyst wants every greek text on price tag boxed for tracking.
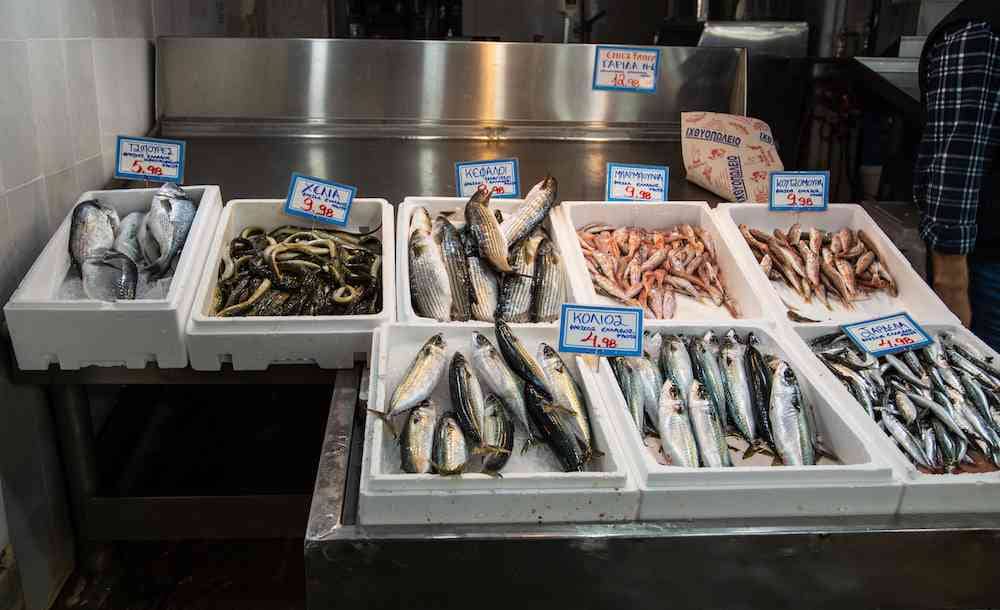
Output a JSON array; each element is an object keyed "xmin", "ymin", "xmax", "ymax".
[
  {"xmin": 769, "ymin": 171, "xmax": 830, "ymax": 211},
  {"xmin": 558, "ymin": 304, "xmax": 643, "ymax": 357},
  {"xmin": 841, "ymin": 312, "xmax": 932, "ymax": 357},
  {"xmin": 606, "ymin": 163, "xmax": 668, "ymax": 201},
  {"xmin": 283, "ymin": 173, "xmax": 356, "ymax": 226},
  {"xmin": 454, "ymin": 159, "xmax": 520, "ymax": 199},
  {"xmin": 592, "ymin": 45, "xmax": 660, "ymax": 93},
  {"xmin": 114, "ymin": 136, "xmax": 185, "ymax": 183}
]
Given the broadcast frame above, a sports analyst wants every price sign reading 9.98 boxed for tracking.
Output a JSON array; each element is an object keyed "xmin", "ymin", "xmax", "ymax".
[
  {"xmin": 606, "ymin": 163, "xmax": 668, "ymax": 202},
  {"xmin": 769, "ymin": 171, "xmax": 830, "ymax": 212},
  {"xmin": 283, "ymin": 173, "xmax": 356, "ymax": 227},
  {"xmin": 558, "ymin": 304, "xmax": 644, "ymax": 358}
]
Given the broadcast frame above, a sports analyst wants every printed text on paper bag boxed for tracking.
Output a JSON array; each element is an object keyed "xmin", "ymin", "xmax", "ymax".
[
  {"xmin": 607, "ymin": 163, "xmax": 668, "ymax": 201},
  {"xmin": 842, "ymin": 313, "xmax": 931, "ymax": 357},
  {"xmin": 115, "ymin": 136, "xmax": 185, "ymax": 183},
  {"xmin": 592, "ymin": 46, "xmax": 660, "ymax": 93},
  {"xmin": 284, "ymin": 173, "xmax": 356, "ymax": 226},
  {"xmin": 558, "ymin": 304, "xmax": 643, "ymax": 357},
  {"xmin": 769, "ymin": 171, "xmax": 829, "ymax": 211},
  {"xmin": 455, "ymin": 159, "xmax": 520, "ymax": 199}
]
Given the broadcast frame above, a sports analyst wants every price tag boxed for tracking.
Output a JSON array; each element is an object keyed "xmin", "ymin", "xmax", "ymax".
[
  {"xmin": 558, "ymin": 304, "xmax": 643, "ymax": 357},
  {"xmin": 114, "ymin": 136, "xmax": 185, "ymax": 183},
  {"xmin": 769, "ymin": 171, "xmax": 830, "ymax": 211},
  {"xmin": 592, "ymin": 45, "xmax": 660, "ymax": 93},
  {"xmin": 283, "ymin": 172, "xmax": 356, "ymax": 226},
  {"xmin": 606, "ymin": 163, "xmax": 668, "ymax": 201},
  {"xmin": 455, "ymin": 159, "xmax": 520, "ymax": 199},
  {"xmin": 841, "ymin": 312, "xmax": 932, "ymax": 357}
]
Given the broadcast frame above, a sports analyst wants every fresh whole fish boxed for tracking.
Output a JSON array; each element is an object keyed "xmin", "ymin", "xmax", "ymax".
[
  {"xmin": 481, "ymin": 395, "xmax": 514, "ymax": 473},
  {"xmin": 70, "ymin": 200, "xmax": 121, "ymax": 300},
  {"xmin": 94, "ymin": 251, "xmax": 139, "ymax": 301},
  {"xmin": 142, "ymin": 184, "xmax": 196, "ymax": 277},
  {"xmin": 769, "ymin": 361, "xmax": 815, "ymax": 466},
  {"xmin": 400, "ymin": 400, "xmax": 438, "ymax": 474},
  {"xmin": 933, "ymin": 419, "xmax": 958, "ymax": 468},
  {"xmin": 409, "ymin": 207, "xmax": 453, "ymax": 321},
  {"xmin": 657, "ymin": 379, "xmax": 699, "ymax": 467},
  {"xmin": 501, "ymin": 176, "xmax": 557, "ymax": 248},
  {"xmin": 386, "ymin": 333, "xmax": 448, "ymax": 418},
  {"xmin": 690, "ymin": 331, "xmax": 729, "ymax": 430},
  {"xmin": 525, "ymin": 384, "xmax": 587, "ymax": 472},
  {"xmin": 720, "ymin": 329, "xmax": 756, "ymax": 441},
  {"xmin": 610, "ymin": 356, "xmax": 644, "ymax": 429},
  {"xmin": 471, "ymin": 332, "xmax": 535, "ymax": 438},
  {"xmin": 497, "ymin": 232, "xmax": 542, "ymax": 322},
  {"xmin": 530, "ymin": 237, "xmax": 564, "ymax": 323},
  {"xmin": 687, "ymin": 380, "xmax": 731, "ymax": 467},
  {"xmin": 464, "ymin": 230, "xmax": 500, "ymax": 322},
  {"xmin": 464, "ymin": 185, "xmax": 512, "ymax": 273},
  {"xmin": 434, "ymin": 215, "xmax": 472, "ymax": 321},
  {"xmin": 628, "ymin": 355, "xmax": 664, "ymax": 424},
  {"xmin": 433, "ymin": 414, "xmax": 469, "ymax": 475},
  {"xmin": 882, "ymin": 411, "xmax": 931, "ymax": 468},
  {"xmin": 449, "ymin": 352, "xmax": 487, "ymax": 446},
  {"xmin": 660, "ymin": 334, "xmax": 695, "ymax": 399},
  {"xmin": 745, "ymin": 333, "xmax": 775, "ymax": 448},
  {"xmin": 494, "ymin": 319, "xmax": 553, "ymax": 401},
  {"xmin": 113, "ymin": 212, "xmax": 144, "ymax": 264},
  {"xmin": 538, "ymin": 343, "xmax": 595, "ymax": 456}
]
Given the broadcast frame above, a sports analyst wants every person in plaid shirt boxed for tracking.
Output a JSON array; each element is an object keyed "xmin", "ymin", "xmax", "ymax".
[{"xmin": 915, "ymin": 1, "xmax": 1000, "ymax": 349}]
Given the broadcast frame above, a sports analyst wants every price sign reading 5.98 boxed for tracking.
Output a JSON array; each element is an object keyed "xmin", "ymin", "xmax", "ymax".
[
  {"xmin": 283, "ymin": 173, "xmax": 356, "ymax": 227},
  {"xmin": 115, "ymin": 136, "xmax": 185, "ymax": 183},
  {"xmin": 558, "ymin": 304, "xmax": 643, "ymax": 357},
  {"xmin": 842, "ymin": 312, "xmax": 932, "ymax": 357}
]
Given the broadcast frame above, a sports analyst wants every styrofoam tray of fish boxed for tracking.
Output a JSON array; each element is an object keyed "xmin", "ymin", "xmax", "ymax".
[
  {"xmin": 359, "ymin": 322, "xmax": 639, "ymax": 525},
  {"xmin": 186, "ymin": 198, "xmax": 394, "ymax": 370},
  {"xmin": 789, "ymin": 322, "xmax": 1000, "ymax": 514},
  {"xmin": 590, "ymin": 324, "xmax": 900, "ymax": 520},
  {"xmin": 552, "ymin": 201, "xmax": 769, "ymax": 325},
  {"xmin": 716, "ymin": 203, "xmax": 958, "ymax": 325},
  {"xmin": 397, "ymin": 184, "xmax": 567, "ymax": 325},
  {"xmin": 4, "ymin": 185, "xmax": 223, "ymax": 369}
]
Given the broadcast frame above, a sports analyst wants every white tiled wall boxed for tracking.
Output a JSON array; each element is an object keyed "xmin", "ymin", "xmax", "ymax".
[{"xmin": 0, "ymin": 0, "xmax": 158, "ymax": 306}]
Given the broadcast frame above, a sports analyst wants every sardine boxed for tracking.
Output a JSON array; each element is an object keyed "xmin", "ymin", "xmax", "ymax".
[
  {"xmin": 481, "ymin": 395, "xmax": 514, "ymax": 473},
  {"xmin": 433, "ymin": 414, "xmax": 469, "ymax": 475},
  {"xmin": 400, "ymin": 400, "xmax": 438, "ymax": 473},
  {"xmin": 882, "ymin": 411, "xmax": 931, "ymax": 469},
  {"xmin": 769, "ymin": 361, "xmax": 814, "ymax": 466},
  {"xmin": 530, "ymin": 237, "xmax": 564, "ymax": 323},
  {"xmin": 688, "ymin": 380, "xmax": 731, "ymax": 467},
  {"xmin": 450, "ymin": 352, "xmax": 487, "ymax": 446},
  {"xmin": 720, "ymin": 329, "xmax": 756, "ymax": 441},
  {"xmin": 501, "ymin": 176, "xmax": 557, "ymax": 248},
  {"xmin": 471, "ymin": 332, "xmax": 535, "ymax": 438},
  {"xmin": 906, "ymin": 392, "xmax": 968, "ymax": 441},
  {"xmin": 434, "ymin": 215, "xmax": 472, "ymax": 321},
  {"xmin": 409, "ymin": 207, "xmax": 452, "ymax": 321},
  {"xmin": 657, "ymin": 379, "xmax": 699, "ymax": 467},
  {"xmin": 494, "ymin": 319, "xmax": 552, "ymax": 400},
  {"xmin": 933, "ymin": 419, "xmax": 958, "ymax": 468},
  {"xmin": 921, "ymin": 422, "xmax": 941, "ymax": 469},
  {"xmin": 464, "ymin": 185, "xmax": 512, "ymax": 273},
  {"xmin": 386, "ymin": 333, "xmax": 448, "ymax": 418}
]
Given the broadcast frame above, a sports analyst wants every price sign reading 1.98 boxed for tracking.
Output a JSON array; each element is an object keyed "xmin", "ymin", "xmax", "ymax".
[
  {"xmin": 841, "ymin": 312, "xmax": 932, "ymax": 357},
  {"xmin": 283, "ymin": 173, "xmax": 356, "ymax": 227},
  {"xmin": 558, "ymin": 304, "xmax": 644, "ymax": 358},
  {"xmin": 769, "ymin": 171, "xmax": 830, "ymax": 212},
  {"xmin": 115, "ymin": 136, "xmax": 185, "ymax": 183}
]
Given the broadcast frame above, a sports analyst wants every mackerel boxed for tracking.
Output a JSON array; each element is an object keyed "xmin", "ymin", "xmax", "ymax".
[
  {"xmin": 688, "ymin": 380, "xmax": 731, "ymax": 467},
  {"xmin": 471, "ymin": 332, "xmax": 535, "ymax": 438},
  {"xmin": 657, "ymin": 379, "xmax": 699, "ymax": 467},
  {"xmin": 386, "ymin": 333, "xmax": 448, "ymax": 418},
  {"xmin": 769, "ymin": 361, "xmax": 814, "ymax": 466},
  {"xmin": 400, "ymin": 400, "xmax": 438, "ymax": 473},
  {"xmin": 720, "ymin": 329, "xmax": 756, "ymax": 441},
  {"xmin": 432, "ymin": 414, "xmax": 469, "ymax": 475},
  {"xmin": 481, "ymin": 395, "xmax": 514, "ymax": 473},
  {"xmin": 449, "ymin": 352, "xmax": 488, "ymax": 446}
]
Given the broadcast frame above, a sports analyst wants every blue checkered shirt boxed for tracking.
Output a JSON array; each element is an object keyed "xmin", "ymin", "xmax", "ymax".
[{"xmin": 915, "ymin": 21, "xmax": 1000, "ymax": 255}]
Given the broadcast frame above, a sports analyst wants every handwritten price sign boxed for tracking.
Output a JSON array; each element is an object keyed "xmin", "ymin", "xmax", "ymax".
[
  {"xmin": 592, "ymin": 46, "xmax": 660, "ymax": 93},
  {"xmin": 115, "ymin": 136, "xmax": 185, "ymax": 183},
  {"xmin": 606, "ymin": 163, "xmax": 668, "ymax": 202},
  {"xmin": 841, "ymin": 312, "xmax": 931, "ymax": 357},
  {"xmin": 769, "ymin": 171, "xmax": 830, "ymax": 212},
  {"xmin": 455, "ymin": 159, "xmax": 520, "ymax": 199},
  {"xmin": 558, "ymin": 304, "xmax": 643, "ymax": 357},
  {"xmin": 283, "ymin": 173, "xmax": 356, "ymax": 226}
]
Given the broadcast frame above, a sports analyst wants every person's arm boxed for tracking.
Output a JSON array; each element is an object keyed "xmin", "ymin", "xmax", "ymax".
[{"xmin": 915, "ymin": 22, "xmax": 1000, "ymax": 326}]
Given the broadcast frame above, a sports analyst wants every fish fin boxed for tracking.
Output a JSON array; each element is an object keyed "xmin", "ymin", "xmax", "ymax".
[
  {"xmin": 473, "ymin": 445, "xmax": 512, "ymax": 457},
  {"xmin": 741, "ymin": 445, "xmax": 757, "ymax": 460},
  {"xmin": 542, "ymin": 403, "xmax": 575, "ymax": 417},
  {"xmin": 814, "ymin": 444, "xmax": 838, "ymax": 462},
  {"xmin": 771, "ymin": 454, "xmax": 783, "ymax": 466},
  {"xmin": 366, "ymin": 408, "xmax": 401, "ymax": 439},
  {"xmin": 481, "ymin": 469, "xmax": 504, "ymax": 479}
]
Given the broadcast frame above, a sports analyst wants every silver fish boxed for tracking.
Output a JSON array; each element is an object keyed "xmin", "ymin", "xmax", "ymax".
[
  {"xmin": 882, "ymin": 411, "xmax": 931, "ymax": 469},
  {"xmin": 530, "ymin": 237, "xmax": 564, "ymax": 323},
  {"xmin": 610, "ymin": 356, "xmax": 643, "ymax": 430},
  {"xmin": 643, "ymin": 331, "xmax": 663, "ymax": 363},
  {"xmin": 688, "ymin": 380, "xmax": 730, "ymax": 467},
  {"xmin": 69, "ymin": 200, "xmax": 122, "ymax": 301},
  {"xmin": 933, "ymin": 419, "xmax": 958, "ymax": 468},
  {"xmin": 464, "ymin": 185, "xmax": 512, "ymax": 273},
  {"xmin": 720, "ymin": 329, "xmax": 755, "ymax": 441},
  {"xmin": 660, "ymin": 334, "xmax": 695, "ymax": 399},
  {"xmin": 450, "ymin": 352, "xmax": 487, "ymax": 446},
  {"xmin": 920, "ymin": 422, "xmax": 941, "ymax": 469},
  {"xmin": 657, "ymin": 378, "xmax": 699, "ymax": 467},
  {"xmin": 769, "ymin": 361, "xmax": 814, "ymax": 466},
  {"xmin": 464, "ymin": 231, "xmax": 499, "ymax": 322},
  {"xmin": 498, "ymin": 232, "xmax": 542, "ymax": 322},
  {"xmin": 433, "ymin": 414, "xmax": 469, "ymax": 475},
  {"xmin": 433, "ymin": 215, "xmax": 471, "ymax": 321},
  {"xmin": 500, "ymin": 175, "xmax": 557, "ymax": 248},
  {"xmin": 93, "ymin": 251, "xmax": 138, "ymax": 301},
  {"xmin": 921, "ymin": 340, "xmax": 963, "ymax": 392},
  {"xmin": 691, "ymin": 331, "xmax": 729, "ymax": 430},
  {"xmin": 386, "ymin": 333, "xmax": 448, "ymax": 418},
  {"xmin": 142, "ymin": 184, "xmax": 196, "ymax": 277},
  {"xmin": 471, "ymin": 332, "xmax": 534, "ymax": 438},
  {"xmin": 409, "ymin": 207, "xmax": 452, "ymax": 321},
  {"xmin": 538, "ymin": 342, "xmax": 594, "ymax": 455},
  {"xmin": 113, "ymin": 211, "xmax": 145, "ymax": 264},
  {"xmin": 481, "ymin": 395, "xmax": 514, "ymax": 473},
  {"xmin": 907, "ymin": 392, "xmax": 968, "ymax": 442},
  {"xmin": 628, "ymin": 355, "xmax": 664, "ymax": 424},
  {"xmin": 400, "ymin": 400, "xmax": 438, "ymax": 474}
]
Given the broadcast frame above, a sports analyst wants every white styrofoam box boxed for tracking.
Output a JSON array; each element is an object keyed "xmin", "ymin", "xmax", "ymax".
[
  {"xmin": 4, "ymin": 186, "xmax": 223, "ymax": 369},
  {"xmin": 716, "ymin": 203, "xmax": 958, "ymax": 325},
  {"xmin": 788, "ymin": 322, "xmax": 1000, "ymax": 514},
  {"xmin": 359, "ymin": 323, "xmax": 639, "ymax": 525},
  {"xmin": 186, "ymin": 199, "xmax": 394, "ymax": 371},
  {"xmin": 552, "ymin": 201, "xmax": 770, "ymax": 327},
  {"xmin": 591, "ymin": 322, "xmax": 901, "ymax": 520},
  {"xmin": 396, "ymin": 196, "xmax": 571, "ymax": 325}
]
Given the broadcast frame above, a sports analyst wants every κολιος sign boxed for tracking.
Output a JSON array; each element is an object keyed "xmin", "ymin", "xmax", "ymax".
[{"xmin": 558, "ymin": 303, "xmax": 643, "ymax": 357}]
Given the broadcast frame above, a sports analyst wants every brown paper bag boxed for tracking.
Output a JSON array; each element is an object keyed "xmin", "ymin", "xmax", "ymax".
[{"xmin": 681, "ymin": 112, "xmax": 783, "ymax": 203}]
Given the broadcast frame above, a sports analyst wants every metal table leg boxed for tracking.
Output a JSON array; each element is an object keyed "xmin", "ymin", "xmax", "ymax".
[{"xmin": 48, "ymin": 384, "xmax": 98, "ymax": 538}]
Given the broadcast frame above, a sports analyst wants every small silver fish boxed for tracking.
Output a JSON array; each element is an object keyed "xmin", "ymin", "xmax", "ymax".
[
  {"xmin": 386, "ymin": 333, "xmax": 448, "ymax": 418},
  {"xmin": 769, "ymin": 360, "xmax": 814, "ymax": 466},
  {"xmin": 433, "ymin": 414, "xmax": 469, "ymax": 475},
  {"xmin": 409, "ymin": 207, "xmax": 452, "ymax": 321},
  {"xmin": 400, "ymin": 400, "xmax": 438, "ymax": 474},
  {"xmin": 688, "ymin": 380, "xmax": 730, "ymax": 467},
  {"xmin": 657, "ymin": 378, "xmax": 698, "ymax": 467}
]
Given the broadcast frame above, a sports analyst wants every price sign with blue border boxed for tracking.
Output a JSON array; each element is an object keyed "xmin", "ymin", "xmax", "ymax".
[
  {"xmin": 114, "ymin": 136, "xmax": 185, "ymax": 183},
  {"xmin": 558, "ymin": 304, "xmax": 644, "ymax": 357},
  {"xmin": 841, "ymin": 312, "xmax": 932, "ymax": 357},
  {"xmin": 606, "ymin": 163, "xmax": 669, "ymax": 201},
  {"xmin": 769, "ymin": 171, "xmax": 830, "ymax": 211},
  {"xmin": 455, "ymin": 159, "xmax": 520, "ymax": 199},
  {"xmin": 592, "ymin": 46, "xmax": 660, "ymax": 93},
  {"xmin": 283, "ymin": 172, "xmax": 356, "ymax": 227}
]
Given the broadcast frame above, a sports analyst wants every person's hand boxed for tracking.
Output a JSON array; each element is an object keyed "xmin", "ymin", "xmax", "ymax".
[{"xmin": 931, "ymin": 251, "xmax": 972, "ymax": 327}]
